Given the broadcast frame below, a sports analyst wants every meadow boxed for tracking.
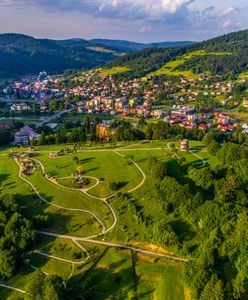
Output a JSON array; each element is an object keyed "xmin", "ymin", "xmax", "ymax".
[
  {"xmin": 148, "ymin": 50, "xmax": 231, "ymax": 79},
  {"xmin": 0, "ymin": 140, "xmax": 216, "ymax": 299},
  {"xmin": 99, "ymin": 66, "xmax": 132, "ymax": 76}
]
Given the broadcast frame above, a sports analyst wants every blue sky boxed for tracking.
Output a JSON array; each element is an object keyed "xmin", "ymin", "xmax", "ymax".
[{"xmin": 0, "ymin": 0, "xmax": 247, "ymax": 42}]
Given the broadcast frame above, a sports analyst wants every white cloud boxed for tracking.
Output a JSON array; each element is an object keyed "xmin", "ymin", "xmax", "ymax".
[
  {"xmin": 222, "ymin": 19, "xmax": 233, "ymax": 29},
  {"xmin": 219, "ymin": 6, "xmax": 235, "ymax": 17},
  {"xmin": 162, "ymin": 0, "xmax": 192, "ymax": 14}
]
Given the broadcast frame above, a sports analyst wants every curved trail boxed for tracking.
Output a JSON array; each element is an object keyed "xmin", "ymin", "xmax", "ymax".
[
  {"xmin": 167, "ymin": 143, "xmax": 206, "ymax": 168},
  {"xmin": 6, "ymin": 149, "xmax": 189, "ymax": 295},
  {"xmin": 15, "ymin": 158, "xmax": 106, "ymax": 236}
]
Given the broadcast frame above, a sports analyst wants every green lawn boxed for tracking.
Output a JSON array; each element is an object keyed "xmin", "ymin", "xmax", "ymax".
[
  {"xmin": 37, "ymin": 150, "xmax": 143, "ymax": 198},
  {"xmin": 0, "ymin": 140, "xmax": 222, "ymax": 299},
  {"xmin": 69, "ymin": 247, "xmax": 187, "ymax": 300}
]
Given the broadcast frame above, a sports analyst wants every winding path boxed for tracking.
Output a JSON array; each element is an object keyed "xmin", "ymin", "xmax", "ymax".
[
  {"xmin": 3, "ymin": 148, "xmax": 189, "ymax": 295},
  {"xmin": 167, "ymin": 143, "xmax": 206, "ymax": 168}
]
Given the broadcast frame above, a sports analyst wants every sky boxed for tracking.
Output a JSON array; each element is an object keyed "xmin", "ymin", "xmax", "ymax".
[{"xmin": 0, "ymin": 0, "xmax": 247, "ymax": 42}]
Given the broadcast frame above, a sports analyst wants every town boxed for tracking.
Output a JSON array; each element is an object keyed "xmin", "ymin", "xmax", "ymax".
[{"xmin": 0, "ymin": 68, "xmax": 247, "ymax": 146}]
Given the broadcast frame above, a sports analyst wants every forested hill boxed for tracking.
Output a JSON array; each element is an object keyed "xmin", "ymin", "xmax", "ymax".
[
  {"xmin": 0, "ymin": 33, "xmax": 122, "ymax": 78},
  {"xmin": 105, "ymin": 29, "xmax": 248, "ymax": 78},
  {"xmin": 90, "ymin": 39, "xmax": 195, "ymax": 52},
  {"xmin": 0, "ymin": 33, "xmax": 194, "ymax": 78}
]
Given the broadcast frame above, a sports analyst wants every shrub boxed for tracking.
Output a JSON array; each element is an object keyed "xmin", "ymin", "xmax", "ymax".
[{"xmin": 109, "ymin": 181, "xmax": 121, "ymax": 191}]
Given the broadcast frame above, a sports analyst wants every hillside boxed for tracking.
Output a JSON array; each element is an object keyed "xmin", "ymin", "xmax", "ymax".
[
  {"xmin": 0, "ymin": 34, "xmax": 121, "ymax": 78},
  {"xmin": 0, "ymin": 34, "xmax": 194, "ymax": 78},
  {"xmin": 105, "ymin": 29, "xmax": 248, "ymax": 79},
  {"xmin": 90, "ymin": 38, "xmax": 194, "ymax": 52}
]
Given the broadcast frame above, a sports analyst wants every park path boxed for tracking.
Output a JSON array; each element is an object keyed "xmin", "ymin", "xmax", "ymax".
[
  {"xmin": 15, "ymin": 157, "xmax": 106, "ymax": 236},
  {"xmin": 0, "ymin": 284, "xmax": 28, "ymax": 294},
  {"xmin": 4, "ymin": 148, "xmax": 189, "ymax": 295},
  {"xmin": 37, "ymin": 230, "xmax": 189, "ymax": 262},
  {"xmin": 167, "ymin": 143, "xmax": 206, "ymax": 168}
]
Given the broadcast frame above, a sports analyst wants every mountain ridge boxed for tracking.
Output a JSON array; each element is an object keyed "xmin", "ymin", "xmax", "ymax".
[
  {"xmin": 105, "ymin": 29, "xmax": 248, "ymax": 79},
  {"xmin": 0, "ymin": 33, "xmax": 195, "ymax": 78}
]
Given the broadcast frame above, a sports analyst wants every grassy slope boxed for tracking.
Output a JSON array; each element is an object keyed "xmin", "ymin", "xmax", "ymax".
[
  {"xmin": 0, "ymin": 141, "xmax": 219, "ymax": 299},
  {"xmin": 38, "ymin": 150, "xmax": 142, "ymax": 198},
  {"xmin": 148, "ymin": 50, "xmax": 231, "ymax": 79},
  {"xmin": 99, "ymin": 66, "xmax": 131, "ymax": 76}
]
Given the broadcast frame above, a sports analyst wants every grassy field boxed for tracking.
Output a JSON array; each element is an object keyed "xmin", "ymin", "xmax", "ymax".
[
  {"xmin": 37, "ymin": 150, "xmax": 143, "ymax": 198},
  {"xmin": 86, "ymin": 46, "xmax": 116, "ymax": 53},
  {"xmin": 99, "ymin": 66, "xmax": 132, "ymax": 76},
  {"xmin": 148, "ymin": 50, "xmax": 231, "ymax": 79},
  {"xmin": 0, "ymin": 140, "xmax": 220, "ymax": 299},
  {"xmin": 68, "ymin": 246, "xmax": 187, "ymax": 300}
]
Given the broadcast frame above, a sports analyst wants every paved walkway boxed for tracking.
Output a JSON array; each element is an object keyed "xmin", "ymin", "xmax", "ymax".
[{"xmin": 7, "ymin": 148, "xmax": 189, "ymax": 295}]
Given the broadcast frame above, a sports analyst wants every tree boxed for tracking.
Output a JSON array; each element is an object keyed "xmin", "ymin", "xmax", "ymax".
[
  {"xmin": 215, "ymin": 176, "xmax": 240, "ymax": 203},
  {"xmin": 188, "ymin": 167, "xmax": 213, "ymax": 190},
  {"xmin": 152, "ymin": 222, "xmax": 179, "ymax": 248},
  {"xmin": 200, "ymin": 274, "xmax": 224, "ymax": 300},
  {"xmin": 73, "ymin": 156, "xmax": 79, "ymax": 165},
  {"xmin": 0, "ymin": 131, "xmax": 14, "ymax": 146},
  {"xmin": 38, "ymin": 132, "xmax": 46, "ymax": 145},
  {"xmin": 0, "ymin": 249, "xmax": 16, "ymax": 279},
  {"xmin": 75, "ymin": 166, "xmax": 84, "ymax": 183},
  {"xmin": 109, "ymin": 181, "xmax": 121, "ymax": 191},
  {"xmin": 26, "ymin": 271, "xmax": 64, "ymax": 300},
  {"xmin": 4, "ymin": 212, "xmax": 36, "ymax": 251},
  {"xmin": 151, "ymin": 161, "xmax": 167, "ymax": 181},
  {"xmin": 207, "ymin": 141, "xmax": 220, "ymax": 156},
  {"xmin": 232, "ymin": 272, "xmax": 246, "ymax": 299},
  {"xmin": 55, "ymin": 131, "xmax": 66, "ymax": 144},
  {"xmin": 217, "ymin": 142, "xmax": 247, "ymax": 165},
  {"xmin": 203, "ymin": 132, "xmax": 215, "ymax": 146},
  {"xmin": 83, "ymin": 115, "xmax": 90, "ymax": 132}
]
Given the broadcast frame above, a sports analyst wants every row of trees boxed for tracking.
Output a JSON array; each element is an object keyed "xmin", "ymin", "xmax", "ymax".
[
  {"xmin": 33, "ymin": 117, "xmax": 248, "ymax": 147},
  {"xmin": 0, "ymin": 193, "xmax": 36, "ymax": 280}
]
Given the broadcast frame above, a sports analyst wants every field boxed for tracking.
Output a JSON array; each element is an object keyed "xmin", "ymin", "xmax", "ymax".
[
  {"xmin": 86, "ymin": 46, "xmax": 116, "ymax": 53},
  {"xmin": 0, "ymin": 140, "xmax": 217, "ymax": 299},
  {"xmin": 99, "ymin": 66, "xmax": 132, "ymax": 76},
  {"xmin": 148, "ymin": 50, "xmax": 231, "ymax": 79}
]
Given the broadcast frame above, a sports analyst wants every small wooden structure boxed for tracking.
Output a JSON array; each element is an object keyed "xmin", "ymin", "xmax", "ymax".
[{"xmin": 180, "ymin": 139, "xmax": 189, "ymax": 151}]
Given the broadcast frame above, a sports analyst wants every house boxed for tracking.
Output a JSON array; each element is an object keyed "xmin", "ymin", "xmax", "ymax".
[
  {"xmin": 152, "ymin": 109, "xmax": 164, "ymax": 118},
  {"xmin": 228, "ymin": 125, "xmax": 235, "ymax": 132},
  {"xmin": 242, "ymin": 123, "xmax": 248, "ymax": 133},
  {"xmin": 14, "ymin": 126, "xmax": 40, "ymax": 146},
  {"xmin": 11, "ymin": 102, "xmax": 30, "ymax": 111},
  {"xmin": 185, "ymin": 120, "xmax": 196, "ymax": 127},
  {"xmin": 215, "ymin": 114, "xmax": 230, "ymax": 125},
  {"xmin": 199, "ymin": 124, "xmax": 207, "ymax": 130},
  {"xmin": 96, "ymin": 124, "xmax": 115, "ymax": 141}
]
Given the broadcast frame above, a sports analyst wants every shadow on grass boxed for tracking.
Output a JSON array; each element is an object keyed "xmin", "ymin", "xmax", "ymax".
[
  {"xmin": 69, "ymin": 262, "xmax": 139, "ymax": 299},
  {"xmin": 0, "ymin": 174, "xmax": 9, "ymax": 184},
  {"xmin": 80, "ymin": 157, "xmax": 95, "ymax": 164},
  {"xmin": 119, "ymin": 181, "xmax": 129, "ymax": 189},
  {"xmin": 85, "ymin": 167, "xmax": 99, "ymax": 173}
]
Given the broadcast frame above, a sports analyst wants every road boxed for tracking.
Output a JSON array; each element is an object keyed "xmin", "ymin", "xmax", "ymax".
[{"xmin": 36, "ymin": 109, "xmax": 68, "ymax": 128}]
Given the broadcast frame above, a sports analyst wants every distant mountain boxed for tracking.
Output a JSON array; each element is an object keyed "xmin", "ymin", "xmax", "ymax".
[
  {"xmin": 105, "ymin": 29, "xmax": 248, "ymax": 79},
  {"xmin": 90, "ymin": 39, "xmax": 195, "ymax": 52},
  {"xmin": 0, "ymin": 34, "xmax": 195, "ymax": 78},
  {"xmin": 0, "ymin": 34, "xmax": 121, "ymax": 78}
]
